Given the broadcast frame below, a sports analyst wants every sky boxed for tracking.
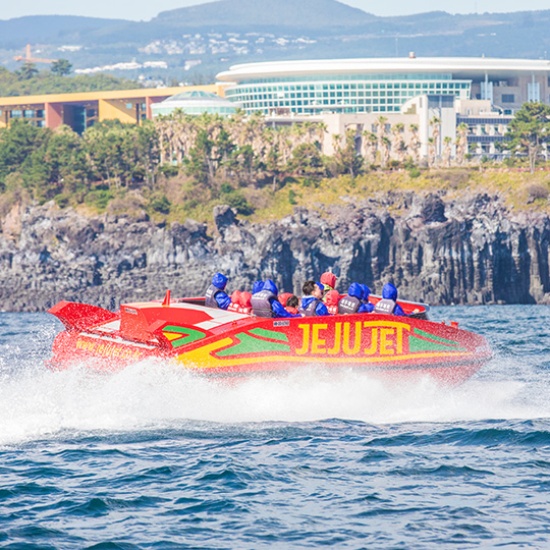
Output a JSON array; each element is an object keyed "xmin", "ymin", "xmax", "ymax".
[{"xmin": 1, "ymin": 0, "xmax": 549, "ymax": 21}]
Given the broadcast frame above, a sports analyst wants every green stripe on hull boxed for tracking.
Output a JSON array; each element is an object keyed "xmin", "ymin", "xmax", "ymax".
[
  {"xmin": 217, "ymin": 332, "xmax": 291, "ymax": 357},
  {"xmin": 163, "ymin": 325, "xmax": 206, "ymax": 348},
  {"xmin": 413, "ymin": 328, "xmax": 462, "ymax": 346},
  {"xmin": 409, "ymin": 328, "xmax": 466, "ymax": 353},
  {"xmin": 250, "ymin": 328, "xmax": 289, "ymax": 342}
]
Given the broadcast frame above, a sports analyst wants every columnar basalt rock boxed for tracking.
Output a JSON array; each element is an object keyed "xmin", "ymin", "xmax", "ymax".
[{"xmin": 0, "ymin": 195, "xmax": 549, "ymax": 312}]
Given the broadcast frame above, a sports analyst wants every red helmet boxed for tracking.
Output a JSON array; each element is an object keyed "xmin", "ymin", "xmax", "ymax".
[
  {"xmin": 239, "ymin": 291, "xmax": 252, "ymax": 308},
  {"xmin": 320, "ymin": 272, "xmax": 337, "ymax": 289},
  {"xmin": 230, "ymin": 290, "xmax": 242, "ymax": 303},
  {"xmin": 278, "ymin": 292, "xmax": 293, "ymax": 306}
]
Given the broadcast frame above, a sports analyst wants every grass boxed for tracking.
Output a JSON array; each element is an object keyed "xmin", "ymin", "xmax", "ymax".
[{"xmin": 40, "ymin": 166, "xmax": 550, "ymax": 225}]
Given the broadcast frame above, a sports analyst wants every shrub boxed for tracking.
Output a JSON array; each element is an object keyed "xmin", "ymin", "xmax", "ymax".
[
  {"xmin": 220, "ymin": 182, "xmax": 233, "ymax": 194},
  {"xmin": 526, "ymin": 183, "xmax": 549, "ymax": 203},
  {"xmin": 54, "ymin": 193, "xmax": 70, "ymax": 208},
  {"xmin": 224, "ymin": 190, "xmax": 254, "ymax": 215},
  {"xmin": 159, "ymin": 164, "xmax": 179, "ymax": 178},
  {"xmin": 84, "ymin": 189, "xmax": 114, "ymax": 212},
  {"xmin": 408, "ymin": 167, "xmax": 421, "ymax": 178},
  {"xmin": 148, "ymin": 193, "xmax": 171, "ymax": 214}
]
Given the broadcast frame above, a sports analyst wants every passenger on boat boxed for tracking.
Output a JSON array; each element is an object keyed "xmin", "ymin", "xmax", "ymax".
[
  {"xmin": 278, "ymin": 292, "xmax": 293, "ymax": 307},
  {"xmin": 227, "ymin": 290, "xmax": 242, "ymax": 313},
  {"xmin": 324, "ymin": 289, "xmax": 341, "ymax": 315},
  {"xmin": 373, "ymin": 282, "xmax": 406, "ymax": 316},
  {"xmin": 284, "ymin": 295, "xmax": 300, "ymax": 315},
  {"xmin": 251, "ymin": 279, "xmax": 296, "ymax": 318},
  {"xmin": 320, "ymin": 271, "xmax": 338, "ymax": 296},
  {"xmin": 252, "ymin": 280, "xmax": 264, "ymax": 294},
  {"xmin": 300, "ymin": 281, "xmax": 330, "ymax": 316},
  {"xmin": 338, "ymin": 283, "xmax": 371, "ymax": 314},
  {"xmin": 360, "ymin": 284, "xmax": 375, "ymax": 313},
  {"xmin": 205, "ymin": 272, "xmax": 231, "ymax": 310},
  {"xmin": 239, "ymin": 291, "xmax": 253, "ymax": 314}
]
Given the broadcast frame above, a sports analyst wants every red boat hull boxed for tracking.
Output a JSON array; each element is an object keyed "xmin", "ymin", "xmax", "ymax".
[{"xmin": 48, "ymin": 298, "xmax": 491, "ymax": 385}]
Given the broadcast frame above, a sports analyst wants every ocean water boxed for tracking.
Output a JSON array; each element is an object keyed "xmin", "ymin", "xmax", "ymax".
[{"xmin": 0, "ymin": 306, "xmax": 549, "ymax": 549}]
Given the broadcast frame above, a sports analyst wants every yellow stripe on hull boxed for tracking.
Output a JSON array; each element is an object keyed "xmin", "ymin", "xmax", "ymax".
[{"xmin": 174, "ymin": 341, "xmax": 474, "ymax": 370}]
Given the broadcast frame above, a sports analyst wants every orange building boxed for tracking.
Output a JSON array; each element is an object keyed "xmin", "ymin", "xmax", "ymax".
[{"xmin": 0, "ymin": 84, "xmax": 224, "ymax": 133}]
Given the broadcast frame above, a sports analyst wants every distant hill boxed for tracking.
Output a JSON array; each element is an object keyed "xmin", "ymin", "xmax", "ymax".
[
  {"xmin": 0, "ymin": 15, "xmax": 126, "ymax": 48},
  {"xmin": 0, "ymin": 1, "xmax": 549, "ymax": 83},
  {"xmin": 153, "ymin": 0, "xmax": 376, "ymax": 30}
]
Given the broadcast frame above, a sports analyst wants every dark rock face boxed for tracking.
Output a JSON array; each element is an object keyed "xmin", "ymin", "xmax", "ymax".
[{"xmin": 1, "ymin": 195, "xmax": 549, "ymax": 312}]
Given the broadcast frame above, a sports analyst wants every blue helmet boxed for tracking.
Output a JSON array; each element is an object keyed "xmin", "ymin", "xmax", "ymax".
[
  {"xmin": 212, "ymin": 272, "xmax": 228, "ymax": 290},
  {"xmin": 382, "ymin": 282, "xmax": 398, "ymax": 300},
  {"xmin": 252, "ymin": 280, "xmax": 264, "ymax": 294},
  {"xmin": 347, "ymin": 283, "xmax": 363, "ymax": 299},
  {"xmin": 360, "ymin": 284, "xmax": 371, "ymax": 300},
  {"xmin": 263, "ymin": 279, "xmax": 278, "ymax": 295}
]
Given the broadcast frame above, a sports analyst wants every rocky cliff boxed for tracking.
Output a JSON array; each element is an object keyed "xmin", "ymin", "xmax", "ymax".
[{"xmin": 1, "ymin": 192, "xmax": 549, "ymax": 312}]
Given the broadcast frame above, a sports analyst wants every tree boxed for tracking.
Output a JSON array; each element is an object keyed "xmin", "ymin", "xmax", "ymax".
[
  {"xmin": 443, "ymin": 136, "xmax": 453, "ymax": 167},
  {"xmin": 376, "ymin": 116, "xmax": 389, "ymax": 167},
  {"xmin": 455, "ymin": 122, "xmax": 469, "ymax": 165},
  {"xmin": 505, "ymin": 102, "xmax": 550, "ymax": 173},
  {"xmin": 0, "ymin": 120, "xmax": 48, "ymax": 179},
  {"xmin": 362, "ymin": 131, "xmax": 377, "ymax": 166},
  {"xmin": 391, "ymin": 123, "xmax": 407, "ymax": 164},
  {"xmin": 288, "ymin": 142, "xmax": 325, "ymax": 177},
  {"xmin": 408, "ymin": 123, "xmax": 421, "ymax": 164},
  {"xmin": 331, "ymin": 128, "xmax": 363, "ymax": 177},
  {"xmin": 429, "ymin": 117, "xmax": 441, "ymax": 166},
  {"xmin": 16, "ymin": 62, "xmax": 38, "ymax": 80},
  {"xmin": 51, "ymin": 59, "xmax": 73, "ymax": 76}
]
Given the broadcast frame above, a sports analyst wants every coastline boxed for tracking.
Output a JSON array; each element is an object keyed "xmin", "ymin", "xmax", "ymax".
[{"xmin": 1, "ymin": 191, "xmax": 549, "ymax": 312}]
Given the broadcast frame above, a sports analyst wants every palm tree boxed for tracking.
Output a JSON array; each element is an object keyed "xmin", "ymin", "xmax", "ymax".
[
  {"xmin": 408, "ymin": 123, "xmax": 421, "ymax": 164},
  {"xmin": 376, "ymin": 115, "xmax": 388, "ymax": 166},
  {"xmin": 427, "ymin": 137, "xmax": 436, "ymax": 168},
  {"xmin": 381, "ymin": 136, "xmax": 391, "ymax": 168},
  {"xmin": 391, "ymin": 123, "xmax": 407, "ymax": 164},
  {"xmin": 455, "ymin": 122, "xmax": 469, "ymax": 165},
  {"xmin": 443, "ymin": 136, "xmax": 453, "ymax": 168},
  {"xmin": 429, "ymin": 116, "xmax": 441, "ymax": 166},
  {"xmin": 362, "ymin": 131, "xmax": 377, "ymax": 165}
]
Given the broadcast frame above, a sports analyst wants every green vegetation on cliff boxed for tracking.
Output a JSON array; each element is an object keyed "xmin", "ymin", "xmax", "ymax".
[{"xmin": 0, "ymin": 108, "xmax": 549, "ymax": 226}]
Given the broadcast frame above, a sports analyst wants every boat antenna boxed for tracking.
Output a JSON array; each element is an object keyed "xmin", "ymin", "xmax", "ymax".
[{"xmin": 162, "ymin": 290, "xmax": 171, "ymax": 306}]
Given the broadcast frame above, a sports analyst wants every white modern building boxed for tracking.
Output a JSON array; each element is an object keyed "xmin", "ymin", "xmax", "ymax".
[
  {"xmin": 217, "ymin": 56, "xmax": 550, "ymax": 116},
  {"xmin": 217, "ymin": 56, "xmax": 550, "ymax": 158}
]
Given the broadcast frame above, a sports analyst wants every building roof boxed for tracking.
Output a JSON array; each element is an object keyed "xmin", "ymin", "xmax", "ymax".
[
  {"xmin": 217, "ymin": 57, "xmax": 550, "ymax": 82},
  {"xmin": 151, "ymin": 89, "xmax": 236, "ymax": 116},
  {"xmin": 0, "ymin": 85, "xmax": 221, "ymax": 108},
  {"xmin": 157, "ymin": 90, "xmax": 234, "ymax": 107}
]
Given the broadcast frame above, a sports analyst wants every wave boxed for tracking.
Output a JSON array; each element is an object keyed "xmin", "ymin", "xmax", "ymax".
[{"xmin": 0, "ymin": 354, "xmax": 548, "ymax": 445}]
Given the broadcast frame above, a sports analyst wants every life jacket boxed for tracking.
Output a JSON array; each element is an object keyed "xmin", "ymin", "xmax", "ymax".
[
  {"xmin": 239, "ymin": 291, "xmax": 252, "ymax": 315},
  {"xmin": 228, "ymin": 290, "xmax": 241, "ymax": 313},
  {"xmin": 327, "ymin": 304, "xmax": 339, "ymax": 315},
  {"xmin": 373, "ymin": 298, "xmax": 397, "ymax": 315},
  {"xmin": 338, "ymin": 295, "xmax": 361, "ymax": 314},
  {"xmin": 205, "ymin": 284, "xmax": 222, "ymax": 308},
  {"xmin": 300, "ymin": 297, "xmax": 321, "ymax": 317},
  {"xmin": 251, "ymin": 289, "xmax": 277, "ymax": 318}
]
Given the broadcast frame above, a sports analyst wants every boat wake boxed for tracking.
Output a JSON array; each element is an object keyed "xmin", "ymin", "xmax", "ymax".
[{"xmin": 0, "ymin": 355, "xmax": 547, "ymax": 445}]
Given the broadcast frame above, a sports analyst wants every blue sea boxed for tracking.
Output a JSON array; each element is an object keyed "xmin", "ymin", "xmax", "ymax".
[{"xmin": 0, "ymin": 306, "xmax": 549, "ymax": 549}]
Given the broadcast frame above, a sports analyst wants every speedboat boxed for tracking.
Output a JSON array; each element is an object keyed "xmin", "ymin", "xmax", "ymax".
[{"xmin": 48, "ymin": 291, "xmax": 491, "ymax": 384}]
